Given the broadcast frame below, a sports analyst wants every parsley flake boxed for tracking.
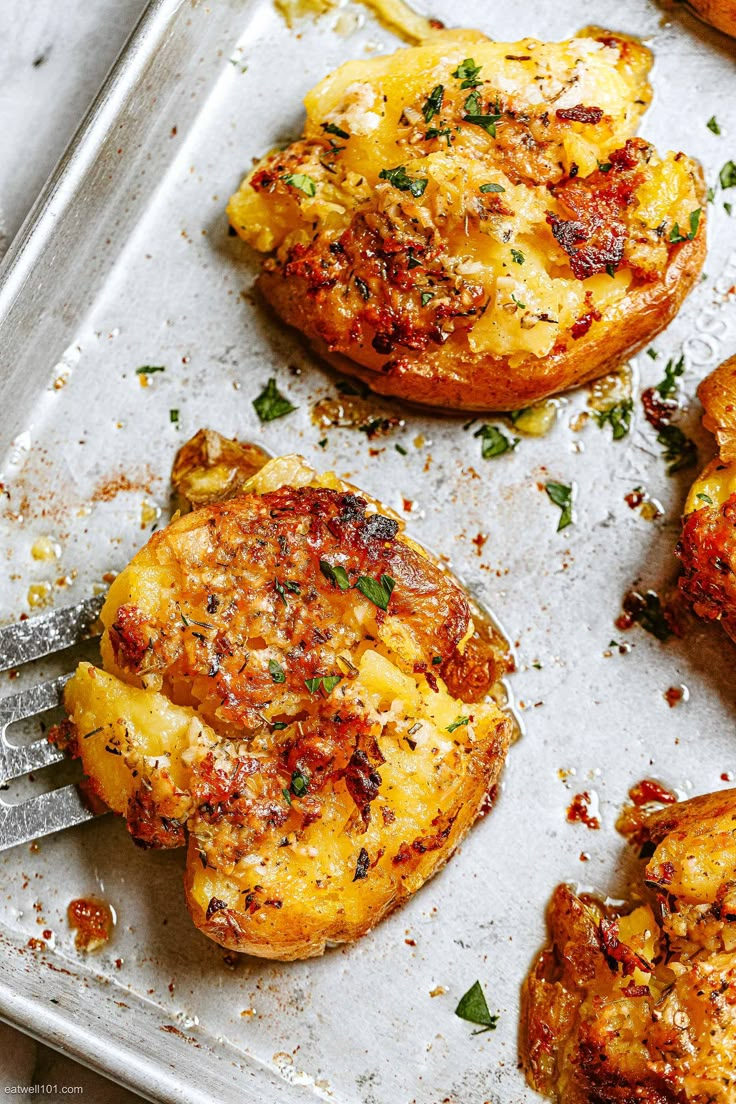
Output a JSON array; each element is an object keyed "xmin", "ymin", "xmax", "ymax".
[
  {"xmin": 422, "ymin": 84, "xmax": 444, "ymax": 123},
  {"xmin": 282, "ymin": 172, "xmax": 316, "ymax": 196},
  {"xmin": 322, "ymin": 121, "xmax": 350, "ymax": 140},
  {"xmin": 269, "ymin": 659, "xmax": 286, "ymax": 683},
  {"xmin": 169, "ymin": 409, "xmax": 180, "ymax": 426},
  {"xmin": 304, "ymin": 675, "xmax": 342, "ymax": 695},
  {"xmin": 136, "ymin": 365, "xmax": 165, "ymax": 376},
  {"xmin": 290, "ymin": 768, "xmax": 309, "ymax": 797},
  {"xmin": 545, "ymin": 481, "xmax": 573, "ymax": 531},
  {"xmin": 696, "ymin": 491, "xmax": 714, "ymax": 505},
  {"xmin": 421, "ymin": 291, "xmax": 435, "ymax": 307},
  {"xmin": 479, "ymin": 182, "xmax": 505, "ymax": 193},
  {"xmin": 655, "ymin": 354, "xmax": 684, "ymax": 399},
  {"xmin": 320, "ymin": 560, "xmax": 351, "ymax": 590},
  {"xmin": 253, "ymin": 378, "xmax": 297, "ymax": 422},
  {"xmin": 510, "ymin": 248, "xmax": 525, "ymax": 265},
  {"xmin": 455, "ymin": 981, "xmax": 499, "ymax": 1034},
  {"xmin": 720, "ymin": 161, "xmax": 736, "ymax": 188},
  {"xmin": 474, "ymin": 424, "xmax": 519, "ymax": 459},
  {"xmin": 463, "ymin": 110, "xmax": 501, "ymax": 137},
  {"xmin": 452, "ymin": 58, "xmax": 483, "ymax": 88},
  {"xmin": 594, "ymin": 400, "xmax": 633, "ymax": 440},
  {"xmin": 447, "ymin": 716, "xmax": 470, "ymax": 733},
  {"xmin": 356, "ymin": 574, "xmax": 395, "ymax": 611},
  {"xmin": 657, "ymin": 424, "xmax": 697, "ymax": 474},
  {"xmin": 707, "ymin": 116, "xmax": 721, "ymax": 135},
  {"xmin": 379, "ymin": 165, "xmax": 428, "ymax": 198},
  {"xmin": 669, "ymin": 208, "xmax": 702, "ymax": 243}
]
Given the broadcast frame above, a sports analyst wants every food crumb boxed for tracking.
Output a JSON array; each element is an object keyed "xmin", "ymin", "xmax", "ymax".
[
  {"xmin": 67, "ymin": 898, "xmax": 114, "ymax": 952},
  {"xmin": 664, "ymin": 685, "xmax": 687, "ymax": 708},
  {"xmin": 429, "ymin": 986, "xmax": 446, "ymax": 997},
  {"xmin": 566, "ymin": 791, "xmax": 600, "ymax": 830}
]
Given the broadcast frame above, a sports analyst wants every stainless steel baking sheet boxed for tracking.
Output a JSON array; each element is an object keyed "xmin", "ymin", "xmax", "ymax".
[{"xmin": 1, "ymin": 0, "xmax": 736, "ymax": 1100}]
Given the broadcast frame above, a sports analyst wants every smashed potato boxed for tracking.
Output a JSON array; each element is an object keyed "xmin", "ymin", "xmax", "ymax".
[
  {"xmin": 523, "ymin": 788, "xmax": 736, "ymax": 1103},
  {"xmin": 58, "ymin": 454, "xmax": 511, "ymax": 959},
  {"xmin": 229, "ymin": 29, "xmax": 705, "ymax": 411},
  {"xmin": 688, "ymin": 0, "xmax": 736, "ymax": 37},
  {"xmin": 677, "ymin": 356, "xmax": 736, "ymax": 641}
]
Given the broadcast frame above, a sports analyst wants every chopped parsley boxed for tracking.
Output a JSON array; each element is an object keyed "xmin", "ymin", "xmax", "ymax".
[
  {"xmin": 304, "ymin": 674, "xmax": 342, "ymax": 695},
  {"xmin": 657, "ymin": 424, "xmax": 697, "ymax": 474},
  {"xmin": 169, "ymin": 409, "xmax": 179, "ymax": 426},
  {"xmin": 606, "ymin": 263, "xmax": 617, "ymax": 278},
  {"xmin": 646, "ymin": 348, "xmax": 658, "ymax": 360},
  {"xmin": 463, "ymin": 109, "xmax": 502, "ymax": 137},
  {"xmin": 479, "ymin": 182, "xmax": 505, "ymax": 193},
  {"xmin": 510, "ymin": 248, "xmax": 525, "ymax": 265},
  {"xmin": 594, "ymin": 400, "xmax": 633, "ymax": 440},
  {"xmin": 290, "ymin": 768, "xmax": 309, "ymax": 797},
  {"xmin": 720, "ymin": 161, "xmax": 736, "ymax": 189},
  {"xmin": 356, "ymin": 574, "xmax": 395, "ymax": 611},
  {"xmin": 268, "ymin": 659, "xmax": 286, "ymax": 683},
  {"xmin": 625, "ymin": 590, "xmax": 672, "ymax": 641},
  {"xmin": 696, "ymin": 491, "xmax": 714, "ymax": 504},
  {"xmin": 422, "ymin": 84, "xmax": 444, "ymax": 123},
  {"xmin": 726, "ymin": 202, "xmax": 733, "ymax": 216},
  {"xmin": 253, "ymin": 378, "xmax": 297, "ymax": 422},
  {"xmin": 320, "ymin": 560, "xmax": 351, "ymax": 590},
  {"xmin": 274, "ymin": 579, "xmax": 289, "ymax": 606},
  {"xmin": 395, "ymin": 443, "xmax": 408, "ymax": 455},
  {"xmin": 707, "ymin": 116, "xmax": 721, "ymax": 135},
  {"xmin": 455, "ymin": 981, "xmax": 499, "ymax": 1034},
  {"xmin": 322, "ymin": 121, "xmax": 350, "ymax": 140},
  {"xmin": 447, "ymin": 716, "xmax": 470, "ymax": 733},
  {"xmin": 545, "ymin": 481, "xmax": 573, "ymax": 531},
  {"xmin": 425, "ymin": 126, "xmax": 452, "ymax": 145},
  {"xmin": 510, "ymin": 292, "xmax": 525, "ymax": 310},
  {"xmin": 421, "ymin": 291, "xmax": 435, "ymax": 307},
  {"xmin": 597, "ymin": 160, "xmax": 612, "ymax": 173},
  {"xmin": 379, "ymin": 165, "xmax": 428, "ymax": 198},
  {"xmin": 655, "ymin": 353, "xmax": 684, "ymax": 399},
  {"xmin": 452, "ymin": 58, "xmax": 483, "ymax": 88},
  {"xmin": 474, "ymin": 423, "xmax": 518, "ymax": 459},
  {"xmin": 464, "ymin": 90, "xmax": 482, "ymax": 115},
  {"xmin": 669, "ymin": 208, "xmax": 701, "ymax": 243},
  {"xmin": 136, "ymin": 365, "xmax": 165, "ymax": 376},
  {"xmin": 282, "ymin": 172, "xmax": 316, "ymax": 196}
]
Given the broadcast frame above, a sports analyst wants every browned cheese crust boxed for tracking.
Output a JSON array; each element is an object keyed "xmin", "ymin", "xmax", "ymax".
[{"xmin": 523, "ymin": 788, "xmax": 736, "ymax": 1104}]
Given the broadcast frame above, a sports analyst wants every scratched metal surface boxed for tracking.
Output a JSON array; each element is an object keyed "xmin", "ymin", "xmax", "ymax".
[{"xmin": 0, "ymin": 0, "xmax": 735, "ymax": 1101}]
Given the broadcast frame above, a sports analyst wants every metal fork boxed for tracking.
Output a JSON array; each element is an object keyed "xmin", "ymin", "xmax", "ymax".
[{"xmin": 0, "ymin": 596, "xmax": 106, "ymax": 851}]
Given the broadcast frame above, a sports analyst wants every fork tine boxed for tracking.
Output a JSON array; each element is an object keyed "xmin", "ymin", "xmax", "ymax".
[
  {"xmin": 0, "ymin": 594, "xmax": 105, "ymax": 674},
  {"xmin": 0, "ymin": 676, "xmax": 70, "ymax": 786},
  {"xmin": 0, "ymin": 785, "xmax": 97, "ymax": 852}
]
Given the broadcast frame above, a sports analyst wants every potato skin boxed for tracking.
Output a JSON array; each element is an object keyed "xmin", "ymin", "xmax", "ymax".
[
  {"xmin": 231, "ymin": 30, "xmax": 706, "ymax": 412},
  {"xmin": 677, "ymin": 357, "xmax": 736, "ymax": 641},
  {"xmin": 261, "ymin": 218, "xmax": 706, "ymax": 412},
  {"xmin": 688, "ymin": 0, "xmax": 736, "ymax": 36},
  {"xmin": 523, "ymin": 789, "xmax": 736, "ymax": 1104},
  {"xmin": 61, "ymin": 457, "xmax": 511, "ymax": 959}
]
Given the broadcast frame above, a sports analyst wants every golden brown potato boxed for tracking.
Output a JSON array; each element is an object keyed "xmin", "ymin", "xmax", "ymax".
[
  {"xmin": 228, "ymin": 30, "xmax": 706, "ymax": 411},
  {"xmin": 170, "ymin": 428, "xmax": 270, "ymax": 514},
  {"xmin": 523, "ymin": 788, "xmax": 736, "ymax": 1104},
  {"xmin": 59, "ymin": 454, "xmax": 511, "ymax": 959},
  {"xmin": 677, "ymin": 356, "xmax": 736, "ymax": 641},
  {"xmin": 687, "ymin": 0, "xmax": 736, "ymax": 37}
]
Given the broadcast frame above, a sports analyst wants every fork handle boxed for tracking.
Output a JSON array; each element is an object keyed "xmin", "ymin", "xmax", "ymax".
[{"xmin": 0, "ymin": 595, "xmax": 105, "ymax": 673}]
